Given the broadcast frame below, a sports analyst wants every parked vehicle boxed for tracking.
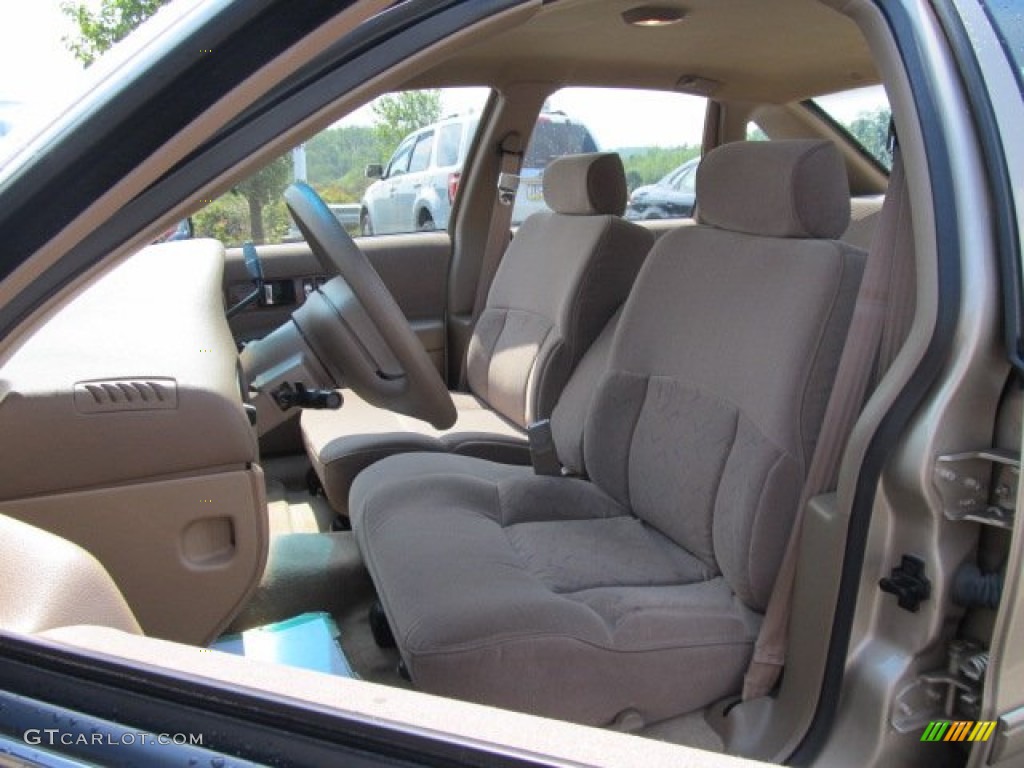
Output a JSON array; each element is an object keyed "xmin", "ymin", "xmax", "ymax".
[
  {"xmin": 625, "ymin": 156, "xmax": 699, "ymax": 220},
  {"xmin": 514, "ymin": 110, "xmax": 599, "ymax": 222},
  {"xmin": 360, "ymin": 109, "xmax": 598, "ymax": 235}
]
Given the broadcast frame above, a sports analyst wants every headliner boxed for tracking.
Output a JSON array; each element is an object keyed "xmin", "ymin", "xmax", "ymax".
[{"xmin": 412, "ymin": 0, "xmax": 878, "ymax": 103}]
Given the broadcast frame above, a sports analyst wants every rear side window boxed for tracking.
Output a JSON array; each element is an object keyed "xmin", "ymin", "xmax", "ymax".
[
  {"xmin": 515, "ymin": 87, "xmax": 707, "ymax": 225},
  {"xmin": 811, "ymin": 85, "xmax": 892, "ymax": 170},
  {"xmin": 437, "ymin": 123, "xmax": 462, "ymax": 167},
  {"xmin": 524, "ymin": 119, "xmax": 598, "ymax": 169}
]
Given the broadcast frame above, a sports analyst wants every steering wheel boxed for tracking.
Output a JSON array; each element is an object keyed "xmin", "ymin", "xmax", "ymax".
[{"xmin": 284, "ymin": 182, "xmax": 456, "ymax": 430}]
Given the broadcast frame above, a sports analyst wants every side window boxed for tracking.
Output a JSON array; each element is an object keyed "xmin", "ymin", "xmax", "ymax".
[
  {"xmin": 436, "ymin": 123, "xmax": 462, "ymax": 167},
  {"xmin": 386, "ymin": 137, "xmax": 416, "ymax": 178},
  {"xmin": 408, "ymin": 131, "xmax": 434, "ymax": 174},
  {"xmin": 670, "ymin": 163, "xmax": 697, "ymax": 194},
  {"xmin": 515, "ymin": 87, "xmax": 707, "ymax": 224},
  {"xmin": 811, "ymin": 85, "xmax": 892, "ymax": 170},
  {"xmin": 191, "ymin": 87, "xmax": 490, "ymax": 246},
  {"xmin": 746, "ymin": 122, "xmax": 769, "ymax": 141}
]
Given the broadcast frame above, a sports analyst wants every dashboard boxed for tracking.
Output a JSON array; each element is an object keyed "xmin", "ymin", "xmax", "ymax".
[{"xmin": 0, "ymin": 240, "xmax": 267, "ymax": 645}]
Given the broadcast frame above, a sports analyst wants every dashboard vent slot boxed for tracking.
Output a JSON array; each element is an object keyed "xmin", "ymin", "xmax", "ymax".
[{"xmin": 74, "ymin": 378, "xmax": 178, "ymax": 413}]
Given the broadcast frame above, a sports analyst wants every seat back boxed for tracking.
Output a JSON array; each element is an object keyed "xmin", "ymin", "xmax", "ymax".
[
  {"xmin": 465, "ymin": 153, "xmax": 652, "ymax": 428},
  {"xmin": 582, "ymin": 140, "xmax": 865, "ymax": 611},
  {"xmin": 0, "ymin": 513, "xmax": 141, "ymax": 635}
]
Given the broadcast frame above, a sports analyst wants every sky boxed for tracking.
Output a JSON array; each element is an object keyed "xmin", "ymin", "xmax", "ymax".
[
  {"xmin": 0, "ymin": 0, "xmax": 87, "ymax": 104},
  {"xmin": 0, "ymin": 0, "xmax": 886, "ymax": 157}
]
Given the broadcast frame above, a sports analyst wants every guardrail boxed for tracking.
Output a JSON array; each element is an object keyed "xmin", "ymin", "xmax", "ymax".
[{"xmin": 329, "ymin": 203, "xmax": 361, "ymax": 231}]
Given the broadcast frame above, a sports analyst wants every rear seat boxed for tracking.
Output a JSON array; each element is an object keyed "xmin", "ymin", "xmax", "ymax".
[
  {"xmin": 636, "ymin": 194, "xmax": 885, "ymax": 248},
  {"xmin": 843, "ymin": 195, "xmax": 886, "ymax": 249}
]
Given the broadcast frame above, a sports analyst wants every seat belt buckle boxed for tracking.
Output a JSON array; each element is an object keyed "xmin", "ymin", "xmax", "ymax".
[
  {"xmin": 497, "ymin": 172, "xmax": 520, "ymax": 206},
  {"xmin": 527, "ymin": 419, "xmax": 562, "ymax": 477}
]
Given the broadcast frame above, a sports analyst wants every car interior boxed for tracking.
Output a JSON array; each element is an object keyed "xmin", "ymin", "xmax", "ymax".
[{"xmin": 0, "ymin": 0, "xmax": 1015, "ymax": 764}]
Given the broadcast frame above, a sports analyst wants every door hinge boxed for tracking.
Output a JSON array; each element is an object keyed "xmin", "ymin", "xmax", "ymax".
[
  {"xmin": 891, "ymin": 640, "xmax": 988, "ymax": 733},
  {"xmin": 933, "ymin": 449, "xmax": 1020, "ymax": 529}
]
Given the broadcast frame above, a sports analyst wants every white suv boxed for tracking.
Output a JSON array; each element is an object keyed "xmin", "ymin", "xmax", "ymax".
[{"xmin": 360, "ymin": 110, "xmax": 598, "ymax": 236}]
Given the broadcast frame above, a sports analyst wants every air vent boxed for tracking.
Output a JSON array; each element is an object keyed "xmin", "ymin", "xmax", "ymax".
[{"xmin": 73, "ymin": 378, "xmax": 178, "ymax": 413}]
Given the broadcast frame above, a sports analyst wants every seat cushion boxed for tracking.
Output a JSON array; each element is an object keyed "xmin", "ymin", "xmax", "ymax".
[
  {"xmin": 303, "ymin": 391, "xmax": 527, "ymax": 514},
  {"xmin": 352, "ymin": 453, "xmax": 761, "ymax": 725}
]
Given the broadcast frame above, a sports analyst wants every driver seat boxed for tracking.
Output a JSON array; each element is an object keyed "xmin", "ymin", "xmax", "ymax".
[
  {"xmin": 351, "ymin": 140, "xmax": 865, "ymax": 725},
  {"xmin": 302, "ymin": 152, "xmax": 653, "ymax": 515}
]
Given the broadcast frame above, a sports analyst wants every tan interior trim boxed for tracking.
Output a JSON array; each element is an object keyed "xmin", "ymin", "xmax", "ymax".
[
  {"xmin": 0, "ymin": 517, "xmax": 141, "ymax": 636},
  {"xmin": 0, "ymin": 469, "xmax": 268, "ymax": 646}
]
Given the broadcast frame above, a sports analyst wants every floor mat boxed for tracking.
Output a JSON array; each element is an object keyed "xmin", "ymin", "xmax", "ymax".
[{"xmin": 265, "ymin": 478, "xmax": 336, "ymax": 535}]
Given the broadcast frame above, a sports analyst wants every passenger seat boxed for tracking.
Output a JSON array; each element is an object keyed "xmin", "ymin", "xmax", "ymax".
[{"xmin": 302, "ymin": 152, "xmax": 653, "ymax": 515}]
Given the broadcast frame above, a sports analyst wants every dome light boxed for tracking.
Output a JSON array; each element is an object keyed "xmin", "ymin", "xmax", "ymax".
[{"xmin": 622, "ymin": 6, "xmax": 686, "ymax": 27}]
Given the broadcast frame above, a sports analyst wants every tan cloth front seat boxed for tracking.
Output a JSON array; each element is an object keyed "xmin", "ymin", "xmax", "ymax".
[
  {"xmin": 303, "ymin": 152, "xmax": 653, "ymax": 515},
  {"xmin": 351, "ymin": 140, "xmax": 865, "ymax": 726}
]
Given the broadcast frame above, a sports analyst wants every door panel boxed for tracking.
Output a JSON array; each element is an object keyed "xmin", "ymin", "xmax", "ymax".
[{"xmin": 224, "ymin": 232, "xmax": 450, "ymax": 376}]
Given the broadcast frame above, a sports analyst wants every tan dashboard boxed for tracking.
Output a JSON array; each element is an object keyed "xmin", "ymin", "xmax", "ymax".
[{"xmin": 0, "ymin": 240, "xmax": 267, "ymax": 645}]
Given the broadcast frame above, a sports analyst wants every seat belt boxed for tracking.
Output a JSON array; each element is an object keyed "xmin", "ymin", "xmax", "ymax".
[
  {"xmin": 471, "ymin": 131, "xmax": 524, "ymax": 322},
  {"xmin": 743, "ymin": 138, "xmax": 911, "ymax": 700},
  {"xmin": 457, "ymin": 132, "xmax": 524, "ymax": 390}
]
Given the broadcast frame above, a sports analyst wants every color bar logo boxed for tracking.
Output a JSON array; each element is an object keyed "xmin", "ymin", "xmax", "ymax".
[{"xmin": 921, "ymin": 721, "xmax": 996, "ymax": 742}]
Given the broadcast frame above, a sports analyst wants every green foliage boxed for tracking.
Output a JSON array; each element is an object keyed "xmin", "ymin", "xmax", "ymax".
[
  {"xmin": 192, "ymin": 195, "xmax": 249, "ymax": 246},
  {"xmin": 235, "ymin": 155, "xmax": 291, "ymax": 210},
  {"xmin": 371, "ymin": 90, "xmax": 442, "ymax": 161},
  {"xmin": 61, "ymin": 0, "xmax": 169, "ymax": 66},
  {"xmin": 234, "ymin": 155, "xmax": 291, "ymax": 243},
  {"xmin": 305, "ymin": 125, "xmax": 380, "ymax": 204},
  {"xmin": 61, "ymin": 0, "xmax": 292, "ymax": 241},
  {"xmin": 619, "ymin": 145, "xmax": 701, "ymax": 191},
  {"xmin": 845, "ymin": 107, "xmax": 892, "ymax": 169},
  {"xmin": 189, "ymin": 157, "xmax": 290, "ymax": 246},
  {"xmin": 193, "ymin": 194, "xmax": 290, "ymax": 248}
]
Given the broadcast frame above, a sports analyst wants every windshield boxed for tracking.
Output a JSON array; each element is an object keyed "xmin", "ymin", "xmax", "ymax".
[{"xmin": 0, "ymin": 0, "xmax": 200, "ymax": 167}]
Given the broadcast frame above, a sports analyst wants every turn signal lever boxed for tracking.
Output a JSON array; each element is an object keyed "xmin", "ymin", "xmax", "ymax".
[
  {"xmin": 226, "ymin": 242, "xmax": 265, "ymax": 318},
  {"xmin": 272, "ymin": 382, "xmax": 343, "ymax": 411}
]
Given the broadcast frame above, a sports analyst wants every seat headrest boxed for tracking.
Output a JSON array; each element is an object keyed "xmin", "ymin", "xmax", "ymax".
[
  {"xmin": 697, "ymin": 140, "xmax": 851, "ymax": 239},
  {"xmin": 543, "ymin": 152, "xmax": 627, "ymax": 216}
]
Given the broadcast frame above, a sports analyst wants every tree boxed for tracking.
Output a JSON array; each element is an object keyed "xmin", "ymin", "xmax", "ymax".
[
  {"xmin": 620, "ymin": 145, "xmax": 701, "ymax": 188},
  {"xmin": 62, "ymin": 0, "xmax": 294, "ymax": 243},
  {"xmin": 234, "ymin": 155, "xmax": 291, "ymax": 244},
  {"xmin": 371, "ymin": 90, "xmax": 442, "ymax": 160},
  {"xmin": 846, "ymin": 107, "xmax": 892, "ymax": 168},
  {"xmin": 61, "ymin": 0, "xmax": 169, "ymax": 67}
]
